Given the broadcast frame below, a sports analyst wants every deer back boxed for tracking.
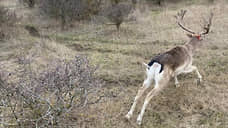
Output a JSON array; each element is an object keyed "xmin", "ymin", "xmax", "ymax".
[{"xmin": 148, "ymin": 46, "xmax": 191, "ymax": 72}]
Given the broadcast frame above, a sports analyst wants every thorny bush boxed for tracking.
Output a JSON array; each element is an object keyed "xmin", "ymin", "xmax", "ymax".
[{"xmin": 0, "ymin": 55, "xmax": 102, "ymax": 127}]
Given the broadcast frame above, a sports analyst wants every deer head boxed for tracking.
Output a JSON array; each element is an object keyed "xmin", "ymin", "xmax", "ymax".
[{"xmin": 175, "ymin": 9, "xmax": 214, "ymax": 41}]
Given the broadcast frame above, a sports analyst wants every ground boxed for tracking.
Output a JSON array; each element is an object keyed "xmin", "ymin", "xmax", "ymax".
[{"xmin": 0, "ymin": 0, "xmax": 228, "ymax": 127}]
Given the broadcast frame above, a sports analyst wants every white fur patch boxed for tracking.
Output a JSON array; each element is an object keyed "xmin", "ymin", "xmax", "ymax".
[{"xmin": 144, "ymin": 62, "xmax": 163, "ymax": 88}]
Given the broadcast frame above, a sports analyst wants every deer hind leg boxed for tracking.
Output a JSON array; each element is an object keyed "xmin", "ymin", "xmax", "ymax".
[
  {"xmin": 136, "ymin": 72, "xmax": 170, "ymax": 125},
  {"xmin": 136, "ymin": 87, "xmax": 161, "ymax": 125},
  {"xmin": 125, "ymin": 73, "xmax": 153, "ymax": 119}
]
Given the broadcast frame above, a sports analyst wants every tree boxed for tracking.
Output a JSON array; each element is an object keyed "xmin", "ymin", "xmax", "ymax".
[
  {"xmin": 104, "ymin": 2, "xmax": 135, "ymax": 30},
  {"xmin": 39, "ymin": 0, "xmax": 102, "ymax": 30},
  {"xmin": 19, "ymin": 0, "xmax": 36, "ymax": 8}
]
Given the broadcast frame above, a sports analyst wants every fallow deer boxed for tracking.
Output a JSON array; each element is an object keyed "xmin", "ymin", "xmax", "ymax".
[{"xmin": 125, "ymin": 10, "xmax": 213, "ymax": 125}]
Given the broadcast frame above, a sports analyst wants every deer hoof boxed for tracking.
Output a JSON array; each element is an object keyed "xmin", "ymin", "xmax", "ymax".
[
  {"xmin": 125, "ymin": 113, "xmax": 132, "ymax": 120},
  {"xmin": 137, "ymin": 120, "xmax": 142, "ymax": 125},
  {"xmin": 136, "ymin": 118, "xmax": 142, "ymax": 125},
  {"xmin": 197, "ymin": 78, "xmax": 202, "ymax": 85},
  {"xmin": 175, "ymin": 83, "xmax": 180, "ymax": 88}
]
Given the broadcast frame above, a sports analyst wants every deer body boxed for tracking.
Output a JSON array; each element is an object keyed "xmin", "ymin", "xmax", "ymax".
[{"xmin": 125, "ymin": 10, "xmax": 213, "ymax": 125}]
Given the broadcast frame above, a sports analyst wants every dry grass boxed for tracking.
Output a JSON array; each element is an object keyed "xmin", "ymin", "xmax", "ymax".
[{"xmin": 0, "ymin": 0, "xmax": 228, "ymax": 127}]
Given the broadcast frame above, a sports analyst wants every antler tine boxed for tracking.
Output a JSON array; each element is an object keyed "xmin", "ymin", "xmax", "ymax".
[
  {"xmin": 178, "ymin": 9, "xmax": 187, "ymax": 20},
  {"xmin": 200, "ymin": 12, "xmax": 214, "ymax": 35},
  {"xmin": 175, "ymin": 9, "xmax": 196, "ymax": 34}
]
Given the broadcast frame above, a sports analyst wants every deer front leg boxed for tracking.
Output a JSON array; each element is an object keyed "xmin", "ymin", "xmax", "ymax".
[
  {"xmin": 174, "ymin": 75, "xmax": 180, "ymax": 87},
  {"xmin": 183, "ymin": 65, "xmax": 202, "ymax": 84},
  {"xmin": 192, "ymin": 66, "xmax": 202, "ymax": 84}
]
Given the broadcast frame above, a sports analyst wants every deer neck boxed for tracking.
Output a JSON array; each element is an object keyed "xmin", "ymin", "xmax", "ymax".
[{"xmin": 184, "ymin": 38, "xmax": 200, "ymax": 56}]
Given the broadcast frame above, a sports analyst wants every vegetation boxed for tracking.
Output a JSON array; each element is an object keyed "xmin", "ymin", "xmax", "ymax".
[
  {"xmin": 0, "ymin": 55, "xmax": 102, "ymax": 127},
  {"xmin": 19, "ymin": 0, "xmax": 36, "ymax": 8},
  {"xmin": 104, "ymin": 2, "xmax": 135, "ymax": 30},
  {"xmin": 0, "ymin": 5, "xmax": 17, "ymax": 39},
  {"xmin": 39, "ymin": 0, "xmax": 102, "ymax": 30}
]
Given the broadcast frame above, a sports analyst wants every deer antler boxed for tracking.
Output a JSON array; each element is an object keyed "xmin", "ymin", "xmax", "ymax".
[
  {"xmin": 175, "ymin": 10, "xmax": 196, "ymax": 34},
  {"xmin": 200, "ymin": 12, "xmax": 213, "ymax": 35}
]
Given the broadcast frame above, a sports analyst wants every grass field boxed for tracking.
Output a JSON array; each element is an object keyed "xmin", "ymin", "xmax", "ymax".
[{"xmin": 0, "ymin": 0, "xmax": 228, "ymax": 127}]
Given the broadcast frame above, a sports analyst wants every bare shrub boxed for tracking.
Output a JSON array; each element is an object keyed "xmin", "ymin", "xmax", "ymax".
[
  {"xmin": 149, "ymin": 0, "xmax": 164, "ymax": 6},
  {"xmin": 0, "ymin": 7, "xmax": 8, "ymax": 26},
  {"xmin": 0, "ymin": 55, "xmax": 102, "ymax": 127},
  {"xmin": 110, "ymin": 0, "xmax": 138, "ymax": 5},
  {"xmin": 0, "ymin": 6, "xmax": 18, "ymax": 40},
  {"xmin": 24, "ymin": 25, "xmax": 40, "ymax": 37},
  {"xmin": 39, "ymin": 0, "xmax": 102, "ymax": 30},
  {"xmin": 146, "ymin": 0, "xmax": 184, "ymax": 6},
  {"xmin": 0, "ymin": 6, "xmax": 17, "ymax": 26},
  {"xmin": 19, "ymin": 0, "xmax": 36, "ymax": 8}
]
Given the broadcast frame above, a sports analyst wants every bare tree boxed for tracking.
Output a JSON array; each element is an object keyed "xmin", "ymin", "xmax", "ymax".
[
  {"xmin": 39, "ymin": 0, "xmax": 102, "ymax": 30},
  {"xmin": 103, "ymin": 1, "xmax": 136, "ymax": 30},
  {"xmin": 19, "ymin": 0, "xmax": 36, "ymax": 8}
]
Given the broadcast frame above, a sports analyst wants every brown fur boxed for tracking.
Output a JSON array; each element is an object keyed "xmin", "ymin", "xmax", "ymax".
[{"xmin": 152, "ymin": 46, "xmax": 191, "ymax": 71}]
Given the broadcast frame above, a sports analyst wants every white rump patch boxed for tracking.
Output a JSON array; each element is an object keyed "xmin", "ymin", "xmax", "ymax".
[{"xmin": 144, "ymin": 62, "xmax": 163, "ymax": 88}]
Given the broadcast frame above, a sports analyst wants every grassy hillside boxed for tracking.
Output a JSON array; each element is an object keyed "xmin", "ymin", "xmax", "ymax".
[{"xmin": 0, "ymin": 0, "xmax": 228, "ymax": 127}]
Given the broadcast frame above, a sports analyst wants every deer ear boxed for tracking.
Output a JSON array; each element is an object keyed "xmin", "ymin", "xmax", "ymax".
[{"xmin": 186, "ymin": 33, "xmax": 193, "ymax": 38}]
